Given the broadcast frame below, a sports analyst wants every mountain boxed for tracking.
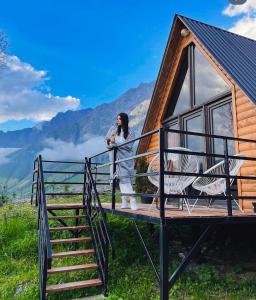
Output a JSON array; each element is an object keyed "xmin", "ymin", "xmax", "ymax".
[
  {"xmin": 0, "ymin": 81, "xmax": 154, "ymax": 147},
  {"xmin": 0, "ymin": 81, "xmax": 155, "ymax": 197}
]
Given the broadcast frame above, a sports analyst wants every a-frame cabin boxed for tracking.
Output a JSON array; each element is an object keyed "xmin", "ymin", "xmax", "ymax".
[
  {"xmin": 138, "ymin": 15, "xmax": 256, "ymax": 210},
  {"xmin": 32, "ymin": 15, "xmax": 256, "ymax": 300}
]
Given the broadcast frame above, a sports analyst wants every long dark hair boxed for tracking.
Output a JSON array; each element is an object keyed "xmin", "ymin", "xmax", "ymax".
[{"xmin": 117, "ymin": 112, "xmax": 129, "ymax": 139}]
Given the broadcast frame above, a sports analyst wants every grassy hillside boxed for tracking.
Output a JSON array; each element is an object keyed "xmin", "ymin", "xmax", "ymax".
[{"xmin": 1, "ymin": 202, "xmax": 256, "ymax": 300}]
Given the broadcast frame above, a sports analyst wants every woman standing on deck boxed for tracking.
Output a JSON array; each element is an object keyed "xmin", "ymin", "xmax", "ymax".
[{"xmin": 105, "ymin": 113, "xmax": 138, "ymax": 210}]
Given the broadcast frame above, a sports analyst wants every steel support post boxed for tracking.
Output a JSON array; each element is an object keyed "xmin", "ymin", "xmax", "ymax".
[
  {"xmin": 111, "ymin": 148, "xmax": 117, "ymax": 210},
  {"xmin": 160, "ymin": 221, "xmax": 169, "ymax": 300},
  {"xmin": 159, "ymin": 128, "xmax": 169, "ymax": 299},
  {"xmin": 223, "ymin": 138, "xmax": 232, "ymax": 216}
]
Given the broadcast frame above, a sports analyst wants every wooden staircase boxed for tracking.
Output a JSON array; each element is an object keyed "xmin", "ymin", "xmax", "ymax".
[
  {"xmin": 45, "ymin": 202, "xmax": 103, "ymax": 297},
  {"xmin": 32, "ymin": 156, "xmax": 114, "ymax": 299}
]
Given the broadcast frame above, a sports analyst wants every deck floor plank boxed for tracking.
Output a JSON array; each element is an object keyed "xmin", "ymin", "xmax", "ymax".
[{"xmin": 101, "ymin": 203, "xmax": 256, "ymax": 224}]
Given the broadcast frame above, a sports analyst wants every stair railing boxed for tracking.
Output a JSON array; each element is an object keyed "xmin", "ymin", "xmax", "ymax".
[
  {"xmin": 31, "ymin": 157, "xmax": 39, "ymax": 206},
  {"xmin": 35, "ymin": 155, "xmax": 52, "ymax": 300},
  {"xmin": 83, "ymin": 157, "xmax": 115, "ymax": 295}
]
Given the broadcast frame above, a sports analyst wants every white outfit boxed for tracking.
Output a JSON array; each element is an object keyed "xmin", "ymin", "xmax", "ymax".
[
  {"xmin": 105, "ymin": 125, "xmax": 135, "ymax": 183},
  {"xmin": 113, "ymin": 131, "xmax": 137, "ymax": 209},
  {"xmin": 105, "ymin": 125, "xmax": 138, "ymax": 210},
  {"xmin": 119, "ymin": 182, "xmax": 136, "ymax": 207}
]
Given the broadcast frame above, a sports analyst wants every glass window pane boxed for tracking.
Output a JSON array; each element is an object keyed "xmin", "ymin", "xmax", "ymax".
[
  {"xmin": 185, "ymin": 115, "xmax": 204, "ymax": 152},
  {"xmin": 173, "ymin": 68, "xmax": 190, "ymax": 115},
  {"xmin": 210, "ymin": 102, "xmax": 234, "ymax": 162},
  {"xmin": 184, "ymin": 113, "xmax": 205, "ymax": 168},
  {"xmin": 168, "ymin": 122, "xmax": 179, "ymax": 148},
  {"xmin": 195, "ymin": 47, "xmax": 230, "ymax": 104}
]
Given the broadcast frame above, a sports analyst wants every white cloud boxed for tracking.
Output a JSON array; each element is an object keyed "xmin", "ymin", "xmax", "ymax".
[
  {"xmin": 228, "ymin": 15, "xmax": 256, "ymax": 39},
  {"xmin": 0, "ymin": 55, "xmax": 80, "ymax": 124},
  {"xmin": 222, "ymin": 0, "xmax": 256, "ymax": 40},
  {"xmin": 223, "ymin": 0, "xmax": 256, "ymax": 17},
  {"xmin": 0, "ymin": 148, "xmax": 19, "ymax": 165},
  {"xmin": 40, "ymin": 136, "xmax": 105, "ymax": 161}
]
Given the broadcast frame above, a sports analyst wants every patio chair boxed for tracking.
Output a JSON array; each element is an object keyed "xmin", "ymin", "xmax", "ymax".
[
  {"xmin": 191, "ymin": 155, "xmax": 245, "ymax": 212},
  {"xmin": 147, "ymin": 147, "xmax": 199, "ymax": 213}
]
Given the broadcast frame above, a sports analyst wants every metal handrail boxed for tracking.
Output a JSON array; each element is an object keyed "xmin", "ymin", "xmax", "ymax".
[
  {"xmin": 164, "ymin": 127, "xmax": 256, "ymax": 143},
  {"xmin": 85, "ymin": 158, "xmax": 115, "ymax": 254},
  {"xmin": 36, "ymin": 155, "xmax": 52, "ymax": 300},
  {"xmin": 88, "ymin": 126, "xmax": 256, "ymax": 218},
  {"xmin": 90, "ymin": 128, "xmax": 159, "ymax": 160},
  {"xmin": 83, "ymin": 158, "xmax": 115, "ymax": 293}
]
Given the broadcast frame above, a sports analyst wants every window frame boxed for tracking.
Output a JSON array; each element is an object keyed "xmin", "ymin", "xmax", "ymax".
[
  {"xmin": 164, "ymin": 93, "xmax": 232, "ymax": 168},
  {"xmin": 164, "ymin": 43, "xmax": 231, "ymax": 121},
  {"xmin": 162, "ymin": 43, "xmax": 233, "ymax": 169}
]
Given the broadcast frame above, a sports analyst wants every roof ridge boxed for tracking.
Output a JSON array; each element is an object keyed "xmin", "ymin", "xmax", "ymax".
[{"xmin": 177, "ymin": 14, "xmax": 256, "ymax": 44}]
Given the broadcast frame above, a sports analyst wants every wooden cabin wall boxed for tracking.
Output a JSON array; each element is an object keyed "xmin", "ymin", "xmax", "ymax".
[
  {"xmin": 143, "ymin": 29, "xmax": 255, "ymax": 210},
  {"xmin": 235, "ymin": 86, "xmax": 256, "ymax": 209}
]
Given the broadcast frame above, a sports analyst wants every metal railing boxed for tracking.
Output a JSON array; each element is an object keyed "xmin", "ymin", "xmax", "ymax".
[
  {"xmin": 83, "ymin": 157, "xmax": 115, "ymax": 294},
  {"xmin": 30, "ymin": 128, "xmax": 256, "ymax": 299},
  {"xmin": 31, "ymin": 158, "xmax": 86, "ymax": 203},
  {"xmin": 31, "ymin": 157, "xmax": 88, "ymax": 299},
  {"xmin": 33, "ymin": 155, "xmax": 52, "ymax": 300},
  {"xmin": 31, "ymin": 155, "xmax": 115, "ymax": 297},
  {"xmin": 89, "ymin": 127, "xmax": 256, "ymax": 219}
]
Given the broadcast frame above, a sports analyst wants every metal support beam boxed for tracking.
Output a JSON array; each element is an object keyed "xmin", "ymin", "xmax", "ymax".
[
  {"xmin": 160, "ymin": 221, "xmax": 169, "ymax": 300},
  {"xmin": 159, "ymin": 128, "xmax": 166, "ymax": 219},
  {"xmin": 133, "ymin": 220, "xmax": 160, "ymax": 283},
  {"xmin": 111, "ymin": 148, "xmax": 117, "ymax": 210},
  {"xmin": 168, "ymin": 224, "xmax": 213, "ymax": 289},
  {"xmin": 103, "ymin": 212, "xmax": 109, "ymax": 297},
  {"xmin": 47, "ymin": 210, "xmax": 78, "ymax": 237},
  {"xmin": 223, "ymin": 138, "xmax": 232, "ymax": 216}
]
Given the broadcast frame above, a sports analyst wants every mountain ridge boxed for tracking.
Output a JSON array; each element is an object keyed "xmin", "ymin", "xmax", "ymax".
[
  {"xmin": 0, "ymin": 81, "xmax": 155, "ymax": 196},
  {"xmin": 0, "ymin": 81, "xmax": 155, "ymax": 147}
]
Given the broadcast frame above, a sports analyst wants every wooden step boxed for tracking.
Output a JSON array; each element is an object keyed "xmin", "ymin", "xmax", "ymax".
[
  {"xmin": 49, "ymin": 215, "xmax": 86, "ymax": 220},
  {"xmin": 46, "ymin": 278, "xmax": 102, "ymax": 293},
  {"xmin": 48, "ymin": 263, "xmax": 98, "ymax": 274},
  {"xmin": 51, "ymin": 237, "xmax": 91, "ymax": 245},
  {"xmin": 47, "ymin": 203, "xmax": 85, "ymax": 210},
  {"xmin": 49, "ymin": 225, "xmax": 89, "ymax": 232},
  {"xmin": 52, "ymin": 249, "xmax": 95, "ymax": 258}
]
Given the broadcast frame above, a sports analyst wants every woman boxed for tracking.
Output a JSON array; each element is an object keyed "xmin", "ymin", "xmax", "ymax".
[{"xmin": 105, "ymin": 113, "xmax": 138, "ymax": 210}]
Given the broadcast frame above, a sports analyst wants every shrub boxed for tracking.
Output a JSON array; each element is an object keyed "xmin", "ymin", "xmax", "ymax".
[{"xmin": 135, "ymin": 157, "xmax": 156, "ymax": 194}]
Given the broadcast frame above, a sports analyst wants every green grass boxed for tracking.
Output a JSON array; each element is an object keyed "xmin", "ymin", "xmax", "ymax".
[
  {"xmin": 1, "ymin": 202, "xmax": 256, "ymax": 300},
  {"xmin": 0, "ymin": 204, "xmax": 39, "ymax": 300}
]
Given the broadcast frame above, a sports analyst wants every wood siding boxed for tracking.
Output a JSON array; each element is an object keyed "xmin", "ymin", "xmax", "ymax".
[{"xmin": 235, "ymin": 86, "xmax": 256, "ymax": 209}]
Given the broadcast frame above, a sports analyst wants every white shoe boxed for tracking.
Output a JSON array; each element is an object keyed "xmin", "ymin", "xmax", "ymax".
[
  {"xmin": 121, "ymin": 199, "xmax": 129, "ymax": 209},
  {"xmin": 130, "ymin": 199, "xmax": 139, "ymax": 211}
]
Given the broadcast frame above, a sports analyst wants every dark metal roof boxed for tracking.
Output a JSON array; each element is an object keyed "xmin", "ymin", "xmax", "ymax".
[{"xmin": 178, "ymin": 15, "xmax": 256, "ymax": 104}]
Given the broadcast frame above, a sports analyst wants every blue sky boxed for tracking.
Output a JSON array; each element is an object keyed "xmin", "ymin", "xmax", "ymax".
[{"xmin": 0, "ymin": 0, "xmax": 255, "ymax": 131}]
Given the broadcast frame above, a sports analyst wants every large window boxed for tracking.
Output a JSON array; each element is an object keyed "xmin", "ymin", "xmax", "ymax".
[
  {"xmin": 194, "ymin": 47, "xmax": 230, "ymax": 105},
  {"xmin": 208, "ymin": 100, "xmax": 235, "ymax": 163},
  {"xmin": 164, "ymin": 44, "xmax": 233, "ymax": 169}
]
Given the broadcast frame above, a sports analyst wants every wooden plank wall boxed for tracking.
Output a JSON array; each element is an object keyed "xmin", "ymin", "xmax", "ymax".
[{"xmin": 235, "ymin": 86, "xmax": 256, "ymax": 209}]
